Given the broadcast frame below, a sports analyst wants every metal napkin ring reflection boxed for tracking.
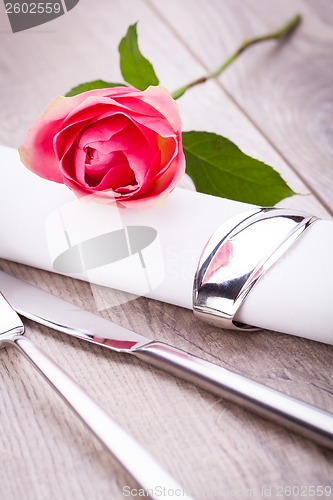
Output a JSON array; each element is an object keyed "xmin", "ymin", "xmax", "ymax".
[{"xmin": 193, "ymin": 208, "xmax": 318, "ymax": 331}]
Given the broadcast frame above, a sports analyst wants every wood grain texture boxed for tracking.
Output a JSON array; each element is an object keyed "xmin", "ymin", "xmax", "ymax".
[
  {"xmin": 148, "ymin": 0, "xmax": 333, "ymax": 215},
  {"xmin": 1, "ymin": 0, "xmax": 333, "ymax": 499}
]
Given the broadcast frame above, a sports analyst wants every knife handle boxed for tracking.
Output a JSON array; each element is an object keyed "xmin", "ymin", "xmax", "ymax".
[
  {"xmin": 133, "ymin": 341, "xmax": 333, "ymax": 450},
  {"xmin": 9, "ymin": 335, "xmax": 189, "ymax": 499}
]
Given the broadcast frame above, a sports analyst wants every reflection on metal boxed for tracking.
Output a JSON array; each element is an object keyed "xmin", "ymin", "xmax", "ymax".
[
  {"xmin": 193, "ymin": 208, "xmax": 318, "ymax": 330},
  {"xmin": 0, "ymin": 270, "xmax": 150, "ymax": 353},
  {"xmin": 0, "ymin": 291, "xmax": 184, "ymax": 496},
  {"xmin": 2, "ymin": 269, "xmax": 333, "ymax": 452}
]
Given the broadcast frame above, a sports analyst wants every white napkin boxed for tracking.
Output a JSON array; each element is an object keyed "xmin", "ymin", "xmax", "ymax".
[{"xmin": 1, "ymin": 145, "xmax": 332, "ymax": 344}]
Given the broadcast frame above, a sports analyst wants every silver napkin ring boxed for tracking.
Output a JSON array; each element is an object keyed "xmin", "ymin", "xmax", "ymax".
[{"xmin": 193, "ymin": 208, "xmax": 318, "ymax": 331}]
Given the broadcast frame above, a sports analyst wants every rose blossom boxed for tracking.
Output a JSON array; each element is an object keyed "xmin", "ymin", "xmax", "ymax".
[{"xmin": 19, "ymin": 86, "xmax": 185, "ymax": 208}]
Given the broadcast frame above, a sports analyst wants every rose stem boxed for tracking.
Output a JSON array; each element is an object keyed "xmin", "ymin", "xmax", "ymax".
[{"xmin": 171, "ymin": 13, "xmax": 302, "ymax": 100}]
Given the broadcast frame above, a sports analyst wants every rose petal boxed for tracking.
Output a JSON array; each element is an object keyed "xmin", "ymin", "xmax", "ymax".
[
  {"xmin": 86, "ymin": 118, "xmax": 147, "ymax": 154},
  {"xmin": 87, "ymin": 152, "xmax": 134, "ymax": 190},
  {"xmin": 78, "ymin": 114, "xmax": 128, "ymax": 150},
  {"xmin": 54, "ymin": 102, "xmax": 125, "ymax": 160},
  {"xmin": 141, "ymin": 86, "xmax": 182, "ymax": 132},
  {"xmin": 20, "ymin": 86, "xmax": 185, "ymax": 209},
  {"xmin": 19, "ymin": 95, "xmax": 82, "ymax": 182},
  {"xmin": 84, "ymin": 151, "xmax": 128, "ymax": 183}
]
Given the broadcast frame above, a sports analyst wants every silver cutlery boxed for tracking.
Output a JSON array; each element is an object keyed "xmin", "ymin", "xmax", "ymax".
[
  {"xmin": 0, "ymin": 291, "xmax": 189, "ymax": 499},
  {"xmin": 1, "ymin": 269, "xmax": 333, "ymax": 451}
]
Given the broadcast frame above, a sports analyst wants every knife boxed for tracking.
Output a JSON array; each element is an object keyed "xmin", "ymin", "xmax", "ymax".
[
  {"xmin": 1, "ymin": 269, "xmax": 333, "ymax": 451},
  {"xmin": 0, "ymin": 291, "xmax": 190, "ymax": 499}
]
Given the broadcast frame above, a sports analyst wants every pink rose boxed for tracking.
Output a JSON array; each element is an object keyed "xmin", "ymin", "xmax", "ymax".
[{"xmin": 19, "ymin": 86, "xmax": 185, "ymax": 208}]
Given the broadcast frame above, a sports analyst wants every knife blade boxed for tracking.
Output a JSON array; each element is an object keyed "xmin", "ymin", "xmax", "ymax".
[
  {"xmin": 0, "ymin": 291, "xmax": 190, "ymax": 499},
  {"xmin": 1, "ymin": 269, "xmax": 333, "ymax": 451}
]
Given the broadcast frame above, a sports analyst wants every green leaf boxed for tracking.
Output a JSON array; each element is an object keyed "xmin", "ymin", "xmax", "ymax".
[
  {"xmin": 182, "ymin": 131, "xmax": 295, "ymax": 205},
  {"xmin": 65, "ymin": 80, "xmax": 127, "ymax": 97},
  {"xmin": 118, "ymin": 23, "xmax": 159, "ymax": 90}
]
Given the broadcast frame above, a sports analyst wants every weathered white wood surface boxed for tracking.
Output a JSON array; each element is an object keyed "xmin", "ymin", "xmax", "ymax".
[
  {"xmin": 0, "ymin": 1, "xmax": 333, "ymax": 499},
  {"xmin": 152, "ymin": 0, "xmax": 333, "ymax": 214}
]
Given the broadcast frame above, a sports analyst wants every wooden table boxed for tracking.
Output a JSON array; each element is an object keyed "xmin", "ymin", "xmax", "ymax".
[{"xmin": 1, "ymin": 1, "xmax": 333, "ymax": 498}]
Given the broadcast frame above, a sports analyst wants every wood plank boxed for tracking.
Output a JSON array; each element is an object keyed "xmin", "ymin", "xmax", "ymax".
[
  {"xmin": 147, "ymin": 0, "xmax": 333, "ymax": 215},
  {"xmin": 0, "ymin": 0, "xmax": 329, "ymax": 217},
  {"xmin": 1, "ymin": 0, "xmax": 333, "ymax": 499}
]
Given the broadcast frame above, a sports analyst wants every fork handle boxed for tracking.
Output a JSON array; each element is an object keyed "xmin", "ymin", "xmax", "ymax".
[{"xmin": 10, "ymin": 335, "xmax": 188, "ymax": 499}]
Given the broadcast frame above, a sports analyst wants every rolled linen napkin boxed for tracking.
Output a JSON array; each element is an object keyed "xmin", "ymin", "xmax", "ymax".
[{"xmin": 1, "ymin": 145, "xmax": 332, "ymax": 344}]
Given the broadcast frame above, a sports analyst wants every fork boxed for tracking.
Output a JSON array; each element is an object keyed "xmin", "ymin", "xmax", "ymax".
[{"xmin": 0, "ymin": 292, "xmax": 189, "ymax": 499}]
